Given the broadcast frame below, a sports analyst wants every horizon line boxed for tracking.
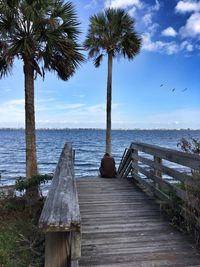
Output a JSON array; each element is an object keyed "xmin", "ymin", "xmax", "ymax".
[{"xmin": 0, "ymin": 127, "xmax": 199, "ymax": 131}]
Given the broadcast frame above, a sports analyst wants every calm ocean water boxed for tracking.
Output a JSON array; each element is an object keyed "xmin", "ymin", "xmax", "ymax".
[{"xmin": 0, "ymin": 129, "xmax": 200, "ymax": 186}]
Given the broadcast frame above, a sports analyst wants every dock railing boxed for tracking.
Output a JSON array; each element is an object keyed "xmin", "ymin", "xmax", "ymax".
[
  {"xmin": 39, "ymin": 143, "xmax": 81, "ymax": 267},
  {"xmin": 118, "ymin": 142, "xmax": 200, "ymax": 244}
]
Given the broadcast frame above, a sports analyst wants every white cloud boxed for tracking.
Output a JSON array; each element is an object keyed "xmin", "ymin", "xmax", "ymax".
[
  {"xmin": 143, "ymin": 25, "xmax": 195, "ymax": 54},
  {"xmin": 0, "ymin": 99, "xmax": 25, "ymax": 125},
  {"xmin": 36, "ymin": 101, "xmax": 86, "ymax": 112},
  {"xmin": 72, "ymin": 94, "xmax": 85, "ymax": 98},
  {"xmin": 180, "ymin": 12, "xmax": 200, "ymax": 37},
  {"xmin": 36, "ymin": 98, "xmax": 56, "ymax": 103},
  {"xmin": 144, "ymin": 108, "xmax": 200, "ymax": 129},
  {"xmin": 84, "ymin": 0, "xmax": 97, "ymax": 9},
  {"xmin": 143, "ymin": 13, "xmax": 152, "ymax": 26},
  {"xmin": 1, "ymin": 98, "xmax": 200, "ymax": 129},
  {"xmin": 150, "ymin": 0, "xmax": 160, "ymax": 12},
  {"xmin": 142, "ymin": 1, "xmax": 161, "ymax": 38},
  {"xmin": 176, "ymin": 0, "xmax": 200, "ymax": 13},
  {"xmin": 105, "ymin": 0, "xmax": 142, "ymax": 9},
  {"xmin": 180, "ymin": 40, "xmax": 194, "ymax": 51},
  {"xmin": 0, "ymin": 86, "xmax": 12, "ymax": 92},
  {"xmin": 128, "ymin": 6, "xmax": 137, "ymax": 16},
  {"xmin": 142, "ymin": 32, "xmax": 179, "ymax": 54},
  {"xmin": 142, "ymin": 33, "xmax": 157, "ymax": 51},
  {"xmin": 148, "ymin": 23, "xmax": 159, "ymax": 35},
  {"xmin": 34, "ymin": 103, "xmax": 122, "ymax": 129},
  {"xmin": 139, "ymin": 1, "xmax": 199, "ymax": 55},
  {"xmin": 195, "ymin": 43, "xmax": 200, "ymax": 49},
  {"xmin": 162, "ymin": 27, "xmax": 177, "ymax": 37},
  {"xmin": 0, "ymin": 98, "xmax": 124, "ymax": 128},
  {"xmin": 142, "ymin": 0, "xmax": 161, "ymax": 25}
]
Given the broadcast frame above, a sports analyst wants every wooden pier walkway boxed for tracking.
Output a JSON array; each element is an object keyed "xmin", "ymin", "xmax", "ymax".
[
  {"xmin": 39, "ymin": 143, "xmax": 200, "ymax": 267},
  {"xmin": 77, "ymin": 177, "xmax": 200, "ymax": 267}
]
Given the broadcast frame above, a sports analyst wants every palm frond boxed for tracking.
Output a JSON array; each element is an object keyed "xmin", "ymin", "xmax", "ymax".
[
  {"xmin": 121, "ymin": 32, "xmax": 142, "ymax": 59},
  {"xmin": 94, "ymin": 54, "xmax": 104, "ymax": 68},
  {"xmin": 0, "ymin": 41, "xmax": 14, "ymax": 77},
  {"xmin": 84, "ymin": 7, "xmax": 142, "ymax": 64},
  {"xmin": 0, "ymin": 0, "xmax": 84, "ymax": 80}
]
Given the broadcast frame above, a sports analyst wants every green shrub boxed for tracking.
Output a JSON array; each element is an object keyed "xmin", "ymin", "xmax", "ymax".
[{"xmin": 0, "ymin": 197, "xmax": 44, "ymax": 267}]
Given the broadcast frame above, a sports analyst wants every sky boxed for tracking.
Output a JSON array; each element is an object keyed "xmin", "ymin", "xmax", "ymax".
[{"xmin": 0, "ymin": 0, "xmax": 200, "ymax": 129}]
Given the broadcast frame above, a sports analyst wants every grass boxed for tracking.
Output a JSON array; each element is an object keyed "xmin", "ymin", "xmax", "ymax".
[{"xmin": 0, "ymin": 197, "xmax": 45, "ymax": 267}]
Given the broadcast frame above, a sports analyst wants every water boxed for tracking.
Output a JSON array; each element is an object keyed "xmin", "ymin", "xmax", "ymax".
[{"xmin": 0, "ymin": 129, "xmax": 200, "ymax": 186}]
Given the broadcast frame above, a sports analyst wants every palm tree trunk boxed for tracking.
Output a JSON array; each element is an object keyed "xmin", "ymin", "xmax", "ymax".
[
  {"xmin": 24, "ymin": 57, "xmax": 39, "ymax": 200},
  {"xmin": 106, "ymin": 52, "xmax": 113, "ymax": 155}
]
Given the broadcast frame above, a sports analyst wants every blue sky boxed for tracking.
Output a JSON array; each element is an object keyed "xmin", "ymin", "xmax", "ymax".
[{"xmin": 0, "ymin": 0, "xmax": 200, "ymax": 129}]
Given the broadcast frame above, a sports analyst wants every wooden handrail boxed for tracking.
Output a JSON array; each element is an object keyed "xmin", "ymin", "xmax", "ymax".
[
  {"xmin": 39, "ymin": 143, "xmax": 81, "ymax": 267},
  {"xmin": 118, "ymin": 148, "xmax": 128, "ymax": 173},
  {"xmin": 117, "ymin": 148, "xmax": 132, "ymax": 177},
  {"xmin": 117, "ymin": 142, "xmax": 200, "ymax": 232},
  {"xmin": 131, "ymin": 142, "xmax": 200, "ymax": 170}
]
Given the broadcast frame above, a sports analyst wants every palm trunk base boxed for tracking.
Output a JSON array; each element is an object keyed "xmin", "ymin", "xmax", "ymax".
[{"xmin": 26, "ymin": 185, "xmax": 40, "ymax": 207}]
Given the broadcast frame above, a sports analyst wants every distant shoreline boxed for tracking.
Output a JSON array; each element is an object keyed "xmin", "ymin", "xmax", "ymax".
[{"xmin": 0, "ymin": 128, "xmax": 200, "ymax": 131}]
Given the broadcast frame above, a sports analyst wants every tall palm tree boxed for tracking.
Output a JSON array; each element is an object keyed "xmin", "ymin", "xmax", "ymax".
[
  {"xmin": 84, "ymin": 8, "xmax": 142, "ymax": 155},
  {"xmin": 0, "ymin": 0, "xmax": 84, "ymax": 200}
]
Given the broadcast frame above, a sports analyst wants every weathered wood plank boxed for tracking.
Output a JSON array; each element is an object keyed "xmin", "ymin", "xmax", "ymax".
[
  {"xmin": 117, "ymin": 148, "xmax": 128, "ymax": 173},
  {"xmin": 135, "ymin": 164, "xmax": 187, "ymax": 201},
  {"xmin": 131, "ymin": 142, "xmax": 200, "ymax": 170},
  {"xmin": 45, "ymin": 232, "xmax": 70, "ymax": 267},
  {"xmin": 132, "ymin": 172, "xmax": 170, "ymax": 201},
  {"xmin": 71, "ymin": 231, "xmax": 81, "ymax": 260},
  {"xmin": 132, "ymin": 148, "xmax": 138, "ymax": 176},
  {"xmin": 154, "ymin": 155, "xmax": 162, "ymax": 179},
  {"xmin": 77, "ymin": 177, "xmax": 200, "ymax": 266},
  {"xmin": 118, "ymin": 148, "xmax": 132, "ymax": 177},
  {"xmin": 133, "ymin": 154, "xmax": 192, "ymax": 184},
  {"xmin": 39, "ymin": 143, "xmax": 80, "ymax": 232},
  {"xmin": 39, "ymin": 143, "xmax": 81, "ymax": 267},
  {"xmin": 123, "ymin": 162, "xmax": 132, "ymax": 177}
]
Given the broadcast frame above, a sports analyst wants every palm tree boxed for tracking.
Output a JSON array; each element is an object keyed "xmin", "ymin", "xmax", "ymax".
[
  {"xmin": 0, "ymin": 0, "xmax": 84, "ymax": 200},
  {"xmin": 84, "ymin": 8, "xmax": 142, "ymax": 155}
]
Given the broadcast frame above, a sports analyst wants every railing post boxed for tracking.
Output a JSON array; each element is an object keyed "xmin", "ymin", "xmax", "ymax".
[
  {"xmin": 154, "ymin": 156, "xmax": 162, "ymax": 188},
  {"xmin": 73, "ymin": 149, "xmax": 75, "ymax": 162},
  {"xmin": 45, "ymin": 232, "xmax": 71, "ymax": 267},
  {"xmin": 71, "ymin": 231, "xmax": 81, "ymax": 267},
  {"xmin": 132, "ymin": 148, "xmax": 138, "ymax": 176}
]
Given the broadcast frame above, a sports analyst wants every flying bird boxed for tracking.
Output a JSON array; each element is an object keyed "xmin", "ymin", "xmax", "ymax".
[
  {"xmin": 160, "ymin": 84, "xmax": 164, "ymax": 87},
  {"xmin": 182, "ymin": 88, "xmax": 188, "ymax": 92},
  {"xmin": 172, "ymin": 88, "xmax": 175, "ymax": 92}
]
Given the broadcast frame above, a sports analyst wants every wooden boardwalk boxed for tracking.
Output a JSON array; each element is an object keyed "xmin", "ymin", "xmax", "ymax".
[{"xmin": 77, "ymin": 177, "xmax": 200, "ymax": 267}]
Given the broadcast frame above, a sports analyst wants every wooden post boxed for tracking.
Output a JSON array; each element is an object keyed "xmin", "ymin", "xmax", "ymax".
[
  {"xmin": 132, "ymin": 149, "xmax": 138, "ymax": 176},
  {"xmin": 45, "ymin": 232, "xmax": 71, "ymax": 267},
  {"xmin": 154, "ymin": 156, "xmax": 162, "ymax": 178},
  {"xmin": 73, "ymin": 149, "xmax": 75, "ymax": 162},
  {"xmin": 154, "ymin": 156, "xmax": 162, "ymax": 189},
  {"xmin": 71, "ymin": 231, "xmax": 81, "ymax": 260}
]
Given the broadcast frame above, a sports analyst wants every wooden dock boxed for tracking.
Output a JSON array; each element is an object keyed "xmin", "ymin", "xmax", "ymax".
[
  {"xmin": 77, "ymin": 177, "xmax": 200, "ymax": 267},
  {"xmin": 39, "ymin": 143, "xmax": 200, "ymax": 267}
]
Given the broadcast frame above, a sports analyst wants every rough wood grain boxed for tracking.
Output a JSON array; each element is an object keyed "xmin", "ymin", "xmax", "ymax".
[
  {"xmin": 45, "ymin": 232, "xmax": 70, "ymax": 267},
  {"xmin": 39, "ymin": 143, "xmax": 81, "ymax": 267},
  {"xmin": 131, "ymin": 142, "xmax": 200, "ymax": 170},
  {"xmin": 118, "ymin": 148, "xmax": 131, "ymax": 177},
  {"xmin": 154, "ymin": 155, "xmax": 162, "ymax": 181},
  {"xmin": 77, "ymin": 177, "xmax": 200, "ymax": 266},
  {"xmin": 120, "ymin": 142, "xmax": 200, "ymax": 233},
  {"xmin": 39, "ymin": 143, "xmax": 80, "ymax": 232},
  {"xmin": 135, "ymin": 164, "xmax": 187, "ymax": 201},
  {"xmin": 133, "ymin": 154, "xmax": 192, "ymax": 184}
]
